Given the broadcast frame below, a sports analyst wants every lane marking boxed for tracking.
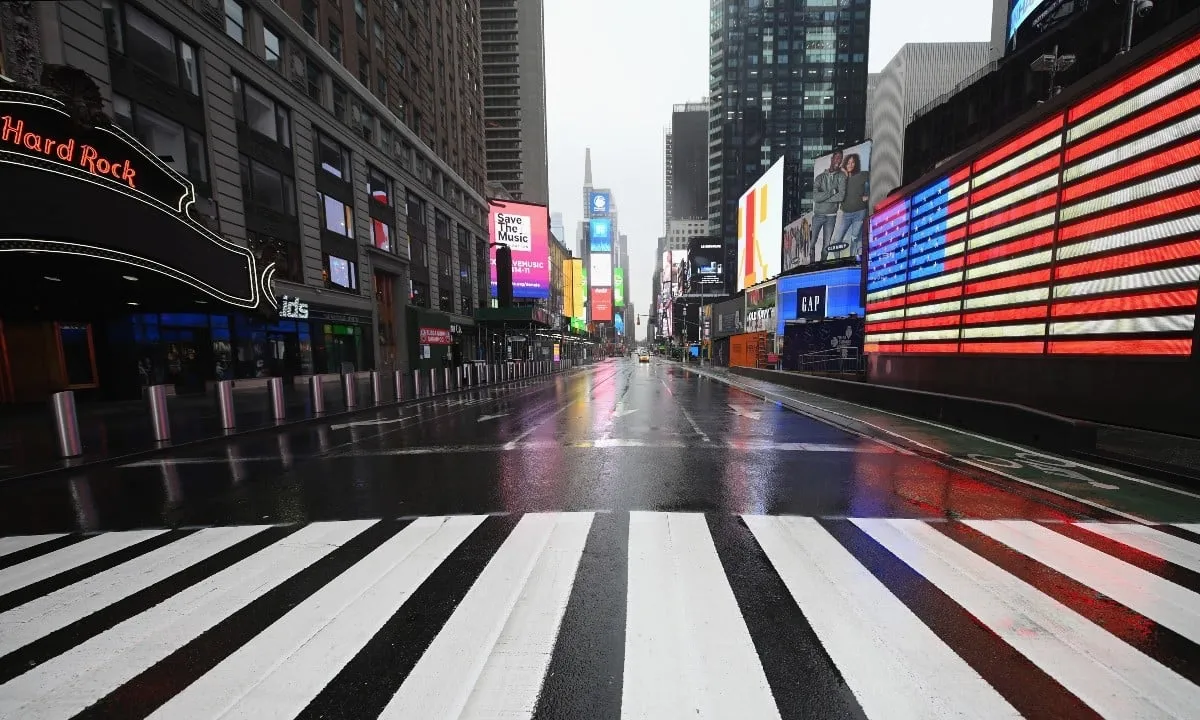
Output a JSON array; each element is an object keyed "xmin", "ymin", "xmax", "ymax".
[
  {"xmin": 727, "ymin": 404, "xmax": 763, "ymax": 420},
  {"xmin": 148, "ymin": 516, "xmax": 484, "ymax": 720},
  {"xmin": 685, "ymin": 367, "xmax": 1154, "ymax": 524},
  {"xmin": 623, "ymin": 512, "xmax": 780, "ymax": 719},
  {"xmin": 330, "ymin": 416, "xmax": 416, "ymax": 431},
  {"xmin": 0, "ymin": 530, "xmax": 166, "ymax": 596},
  {"xmin": 746, "ymin": 515, "xmax": 1018, "ymax": 719},
  {"xmin": 1075, "ymin": 522, "xmax": 1200, "ymax": 573},
  {"xmin": 859, "ymin": 518, "xmax": 1200, "ymax": 719},
  {"xmin": 0, "ymin": 534, "xmax": 66, "ymax": 559},
  {"xmin": 476, "ymin": 413, "xmax": 509, "ymax": 423},
  {"xmin": 381, "ymin": 513, "xmax": 593, "ymax": 718}
]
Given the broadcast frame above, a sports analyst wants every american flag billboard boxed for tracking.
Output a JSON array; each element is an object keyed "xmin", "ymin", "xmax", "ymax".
[{"xmin": 866, "ymin": 32, "xmax": 1200, "ymax": 357}]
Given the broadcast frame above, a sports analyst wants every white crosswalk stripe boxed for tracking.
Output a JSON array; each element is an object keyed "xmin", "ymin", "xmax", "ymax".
[{"xmin": 0, "ymin": 514, "xmax": 1196, "ymax": 720}]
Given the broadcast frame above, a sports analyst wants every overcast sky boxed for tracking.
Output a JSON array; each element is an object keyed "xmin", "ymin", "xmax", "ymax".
[{"xmin": 543, "ymin": 0, "xmax": 995, "ymax": 342}]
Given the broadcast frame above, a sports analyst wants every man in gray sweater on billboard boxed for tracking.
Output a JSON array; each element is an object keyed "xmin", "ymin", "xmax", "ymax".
[{"xmin": 811, "ymin": 150, "xmax": 846, "ymax": 263}]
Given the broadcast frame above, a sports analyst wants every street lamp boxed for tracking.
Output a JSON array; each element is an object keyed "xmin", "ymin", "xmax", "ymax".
[{"xmin": 1031, "ymin": 44, "xmax": 1076, "ymax": 101}]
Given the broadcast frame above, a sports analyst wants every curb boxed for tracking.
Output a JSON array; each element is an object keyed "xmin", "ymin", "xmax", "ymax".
[{"xmin": 3, "ymin": 369, "xmax": 584, "ymax": 483}]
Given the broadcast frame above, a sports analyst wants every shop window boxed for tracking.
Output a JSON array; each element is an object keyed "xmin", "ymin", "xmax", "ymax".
[
  {"xmin": 319, "ymin": 193, "xmax": 353, "ymax": 237},
  {"xmin": 323, "ymin": 253, "xmax": 358, "ymax": 291},
  {"xmin": 367, "ymin": 165, "xmax": 391, "ymax": 205},
  {"xmin": 112, "ymin": 94, "xmax": 208, "ymax": 185},
  {"xmin": 411, "ymin": 279, "xmax": 429, "ymax": 308},
  {"xmin": 317, "ymin": 132, "xmax": 350, "ymax": 179},
  {"xmin": 224, "ymin": 0, "xmax": 246, "ymax": 45},
  {"xmin": 56, "ymin": 323, "xmax": 98, "ymax": 389},
  {"xmin": 105, "ymin": 1, "xmax": 199, "ymax": 94},
  {"xmin": 263, "ymin": 24, "xmax": 282, "ymax": 71},
  {"xmin": 240, "ymin": 155, "xmax": 296, "ymax": 215},
  {"xmin": 232, "ymin": 76, "xmax": 292, "ymax": 148},
  {"xmin": 371, "ymin": 218, "xmax": 392, "ymax": 252}
]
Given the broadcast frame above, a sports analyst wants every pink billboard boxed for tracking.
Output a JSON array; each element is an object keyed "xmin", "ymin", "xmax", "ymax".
[{"xmin": 489, "ymin": 199, "xmax": 550, "ymax": 299}]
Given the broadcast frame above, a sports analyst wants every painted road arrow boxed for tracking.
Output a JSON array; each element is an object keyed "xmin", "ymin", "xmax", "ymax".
[
  {"xmin": 477, "ymin": 413, "xmax": 510, "ymax": 423},
  {"xmin": 613, "ymin": 408, "xmax": 639, "ymax": 418},
  {"xmin": 727, "ymin": 404, "xmax": 762, "ymax": 420},
  {"xmin": 330, "ymin": 416, "xmax": 411, "ymax": 431}
]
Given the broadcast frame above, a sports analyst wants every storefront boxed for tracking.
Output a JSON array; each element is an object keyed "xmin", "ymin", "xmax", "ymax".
[
  {"xmin": 776, "ymin": 266, "xmax": 865, "ymax": 372},
  {"xmin": 707, "ymin": 295, "xmax": 745, "ymax": 367},
  {"xmin": 0, "ymin": 85, "xmax": 276, "ymax": 402}
]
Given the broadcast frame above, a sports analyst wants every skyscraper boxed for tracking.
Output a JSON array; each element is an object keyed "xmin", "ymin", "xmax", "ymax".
[
  {"xmin": 708, "ymin": 0, "xmax": 872, "ymax": 268},
  {"xmin": 869, "ymin": 43, "xmax": 990, "ymax": 208},
  {"xmin": 480, "ymin": 0, "xmax": 549, "ymax": 204},
  {"xmin": 669, "ymin": 102, "xmax": 710, "ymax": 222}
]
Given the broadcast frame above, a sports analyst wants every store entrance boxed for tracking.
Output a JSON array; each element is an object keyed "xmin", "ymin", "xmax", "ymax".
[{"xmin": 162, "ymin": 328, "xmax": 211, "ymax": 395}]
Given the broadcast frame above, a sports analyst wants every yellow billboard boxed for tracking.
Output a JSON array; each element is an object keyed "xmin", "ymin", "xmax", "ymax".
[
  {"xmin": 563, "ymin": 259, "xmax": 576, "ymax": 318},
  {"xmin": 568, "ymin": 258, "xmax": 586, "ymax": 321}
]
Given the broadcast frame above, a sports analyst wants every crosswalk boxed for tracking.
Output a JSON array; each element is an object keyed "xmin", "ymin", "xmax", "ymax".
[{"xmin": 0, "ymin": 513, "xmax": 1198, "ymax": 719}]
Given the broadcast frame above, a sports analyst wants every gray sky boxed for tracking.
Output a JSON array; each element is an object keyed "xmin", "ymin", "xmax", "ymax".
[{"xmin": 544, "ymin": 0, "xmax": 995, "ymax": 342}]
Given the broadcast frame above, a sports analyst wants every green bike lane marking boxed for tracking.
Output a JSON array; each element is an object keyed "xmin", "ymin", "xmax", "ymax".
[{"xmin": 681, "ymin": 365, "xmax": 1200, "ymax": 524}]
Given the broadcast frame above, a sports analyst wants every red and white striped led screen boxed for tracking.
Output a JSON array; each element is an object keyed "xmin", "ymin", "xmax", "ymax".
[{"xmin": 865, "ymin": 32, "xmax": 1200, "ymax": 357}]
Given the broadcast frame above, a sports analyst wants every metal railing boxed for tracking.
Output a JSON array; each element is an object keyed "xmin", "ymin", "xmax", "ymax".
[{"xmin": 794, "ymin": 346, "xmax": 864, "ymax": 374}]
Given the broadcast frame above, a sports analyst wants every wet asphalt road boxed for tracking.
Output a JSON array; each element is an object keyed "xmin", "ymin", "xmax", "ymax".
[
  {"xmin": 0, "ymin": 357, "xmax": 1098, "ymax": 534},
  {"xmin": 2, "ymin": 358, "xmax": 1200, "ymax": 718}
]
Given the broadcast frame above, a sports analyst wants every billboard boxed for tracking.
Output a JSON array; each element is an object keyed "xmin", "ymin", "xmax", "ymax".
[
  {"xmin": 591, "ymin": 287, "xmax": 613, "ymax": 322},
  {"xmin": 571, "ymin": 259, "xmax": 586, "ymax": 321},
  {"xmin": 689, "ymin": 237, "xmax": 725, "ymax": 292},
  {"xmin": 614, "ymin": 311, "xmax": 625, "ymax": 336},
  {"xmin": 589, "ymin": 190, "xmax": 611, "ymax": 217},
  {"xmin": 614, "ymin": 267, "xmax": 625, "ymax": 306},
  {"xmin": 865, "ymin": 31, "xmax": 1200, "ymax": 358},
  {"xmin": 736, "ymin": 157, "xmax": 785, "ymax": 291},
  {"xmin": 590, "ymin": 253, "xmax": 613, "ymax": 287},
  {"xmin": 810, "ymin": 139, "xmax": 872, "ymax": 266},
  {"xmin": 745, "ymin": 280, "xmax": 777, "ymax": 334},
  {"xmin": 777, "ymin": 266, "xmax": 864, "ymax": 334},
  {"xmin": 589, "ymin": 218, "xmax": 613, "ymax": 252},
  {"xmin": 563, "ymin": 258, "xmax": 576, "ymax": 318},
  {"xmin": 488, "ymin": 199, "xmax": 549, "ymax": 299}
]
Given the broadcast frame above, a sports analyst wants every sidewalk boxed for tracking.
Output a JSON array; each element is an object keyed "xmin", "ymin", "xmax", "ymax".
[
  {"xmin": 680, "ymin": 363, "xmax": 1200, "ymax": 524},
  {"xmin": 0, "ymin": 375, "xmax": 396, "ymax": 481}
]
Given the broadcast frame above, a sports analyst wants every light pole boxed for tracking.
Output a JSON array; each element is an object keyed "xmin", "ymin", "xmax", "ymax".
[
  {"xmin": 1030, "ymin": 44, "xmax": 1076, "ymax": 101},
  {"xmin": 1117, "ymin": 0, "xmax": 1155, "ymax": 56}
]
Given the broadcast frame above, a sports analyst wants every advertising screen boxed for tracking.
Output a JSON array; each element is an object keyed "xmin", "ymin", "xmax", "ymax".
[
  {"xmin": 589, "ymin": 190, "xmax": 611, "ymax": 217},
  {"xmin": 488, "ymin": 199, "xmax": 549, "ymax": 299},
  {"xmin": 589, "ymin": 218, "xmax": 613, "ymax": 252},
  {"xmin": 590, "ymin": 253, "xmax": 613, "ymax": 287},
  {"xmin": 562, "ymin": 258, "xmax": 576, "ymax": 318},
  {"xmin": 777, "ymin": 266, "xmax": 865, "ymax": 334},
  {"xmin": 808, "ymin": 139, "xmax": 872, "ymax": 267},
  {"xmin": 745, "ymin": 280, "xmax": 777, "ymax": 334},
  {"xmin": 614, "ymin": 267, "xmax": 625, "ymax": 307},
  {"xmin": 591, "ymin": 287, "xmax": 613, "ymax": 322},
  {"xmin": 1008, "ymin": 0, "xmax": 1054, "ymax": 40},
  {"xmin": 689, "ymin": 237, "xmax": 726, "ymax": 292},
  {"xmin": 571, "ymin": 259, "xmax": 586, "ymax": 321},
  {"xmin": 736, "ymin": 157, "xmax": 785, "ymax": 291},
  {"xmin": 614, "ymin": 311, "xmax": 625, "ymax": 336},
  {"xmin": 865, "ymin": 31, "xmax": 1200, "ymax": 358}
]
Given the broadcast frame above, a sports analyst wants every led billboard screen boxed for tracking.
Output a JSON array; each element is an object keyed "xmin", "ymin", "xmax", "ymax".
[
  {"xmin": 689, "ymin": 237, "xmax": 726, "ymax": 292},
  {"xmin": 591, "ymin": 287, "xmax": 613, "ymax": 322},
  {"xmin": 589, "ymin": 218, "xmax": 613, "ymax": 252},
  {"xmin": 737, "ymin": 157, "xmax": 785, "ymax": 291},
  {"xmin": 614, "ymin": 267, "xmax": 625, "ymax": 306},
  {"xmin": 563, "ymin": 258, "xmax": 576, "ymax": 318},
  {"xmin": 590, "ymin": 253, "xmax": 613, "ymax": 287},
  {"xmin": 589, "ymin": 190, "xmax": 611, "ymax": 217},
  {"xmin": 489, "ymin": 199, "xmax": 549, "ymax": 299},
  {"xmin": 866, "ymin": 32, "xmax": 1200, "ymax": 358},
  {"xmin": 569, "ymin": 259, "xmax": 586, "ymax": 321},
  {"xmin": 805, "ymin": 139, "xmax": 872, "ymax": 268}
]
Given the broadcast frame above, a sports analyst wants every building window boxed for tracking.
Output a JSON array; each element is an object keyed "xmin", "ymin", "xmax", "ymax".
[
  {"xmin": 358, "ymin": 53, "xmax": 370, "ymax": 86},
  {"xmin": 358, "ymin": 105, "xmax": 374, "ymax": 143},
  {"xmin": 249, "ymin": 231, "xmax": 303, "ymax": 282},
  {"xmin": 328, "ymin": 22, "xmax": 342, "ymax": 62},
  {"xmin": 112, "ymin": 94, "xmax": 208, "ymax": 185},
  {"xmin": 223, "ymin": 0, "xmax": 246, "ymax": 45},
  {"xmin": 324, "ymin": 253, "xmax": 358, "ymax": 291},
  {"xmin": 373, "ymin": 19, "xmax": 384, "ymax": 50},
  {"xmin": 434, "ymin": 211, "xmax": 450, "ymax": 241},
  {"xmin": 406, "ymin": 191, "xmax": 424, "ymax": 225},
  {"xmin": 319, "ymin": 193, "xmax": 354, "ymax": 237},
  {"xmin": 239, "ymin": 155, "xmax": 296, "ymax": 215},
  {"xmin": 411, "ymin": 279, "xmax": 429, "ymax": 307},
  {"xmin": 105, "ymin": 1, "xmax": 199, "ymax": 94},
  {"xmin": 376, "ymin": 70, "xmax": 387, "ymax": 101},
  {"xmin": 412, "ymin": 236, "xmax": 428, "ymax": 267},
  {"xmin": 263, "ymin": 24, "xmax": 282, "ymax": 71},
  {"xmin": 438, "ymin": 250, "xmax": 452, "ymax": 278},
  {"xmin": 438, "ymin": 286, "xmax": 453, "ymax": 313},
  {"xmin": 305, "ymin": 56, "xmax": 323, "ymax": 103},
  {"xmin": 317, "ymin": 132, "xmax": 350, "ymax": 179},
  {"xmin": 354, "ymin": 0, "xmax": 367, "ymax": 35},
  {"xmin": 371, "ymin": 218, "xmax": 392, "ymax": 252},
  {"xmin": 367, "ymin": 165, "xmax": 391, "ymax": 205},
  {"xmin": 232, "ymin": 76, "xmax": 291, "ymax": 147},
  {"xmin": 301, "ymin": 0, "xmax": 318, "ymax": 38},
  {"xmin": 332, "ymin": 83, "xmax": 348, "ymax": 122}
]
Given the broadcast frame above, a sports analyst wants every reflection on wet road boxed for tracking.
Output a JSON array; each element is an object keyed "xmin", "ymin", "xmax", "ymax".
[{"xmin": 2, "ymin": 359, "xmax": 1199, "ymax": 719}]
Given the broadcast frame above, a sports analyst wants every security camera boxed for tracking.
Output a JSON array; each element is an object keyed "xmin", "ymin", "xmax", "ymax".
[{"xmin": 1134, "ymin": 0, "xmax": 1154, "ymax": 17}]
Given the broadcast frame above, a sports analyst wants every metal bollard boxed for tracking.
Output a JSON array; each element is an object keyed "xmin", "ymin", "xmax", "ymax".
[
  {"xmin": 428, "ymin": 368, "xmax": 438, "ymax": 395},
  {"xmin": 444, "ymin": 367, "xmax": 452, "ymax": 392},
  {"xmin": 267, "ymin": 376, "xmax": 286, "ymax": 420},
  {"xmin": 50, "ymin": 390, "xmax": 83, "ymax": 458},
  {"xmin": 394, "ymin": 370, "xmax": 405, "ymax": 401},
  {"xmin": 310, "ymin": 375, "xmax": 326, "ymax": 414},
  {"xmin": 342, "ymin": 373, "xmax": 357, "ymax": 409},
  {"xmin": 370, "ymin": 371, "xmax": 383, "ymax": 405},
  {"xmin": 215, "ymin": 380, "xmax": 236, "ymax": 430},
  {"xmin": 147, "ymin": 383, "xmax": 171, "ymax": 442},
  {"xmin": 413, "ymin": 371, "xmax": 423, "ymax": 399}
]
